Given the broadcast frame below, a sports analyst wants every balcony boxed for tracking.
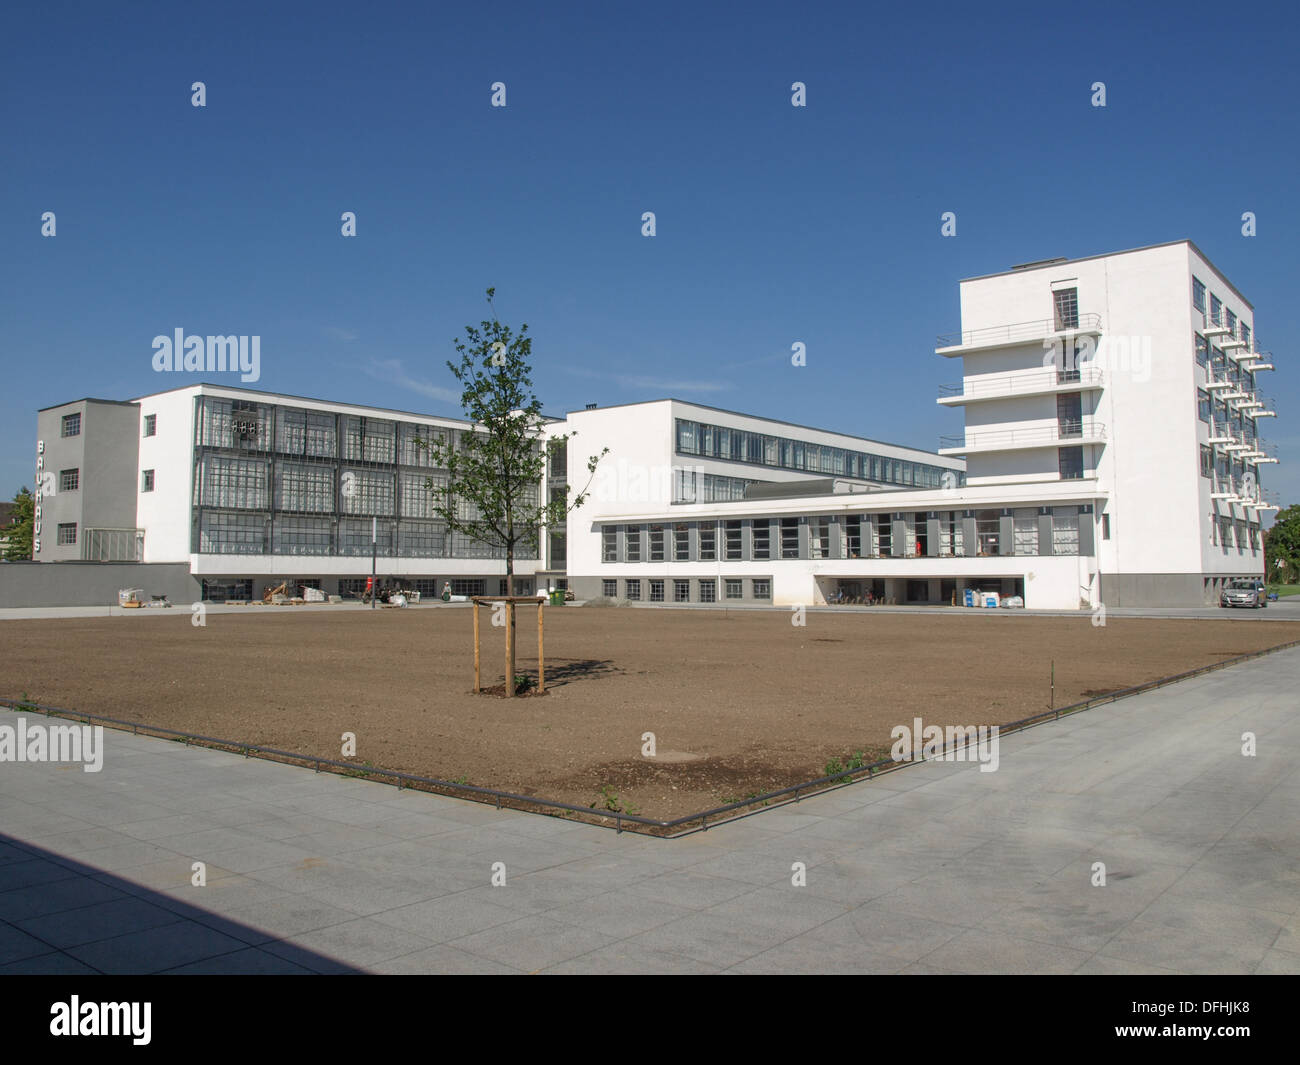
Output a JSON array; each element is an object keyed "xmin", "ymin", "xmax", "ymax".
[
  {"xmin": 1241, "ymin": 354, "xmax": 1274, "ymax": 372},
  {"xmin": 939, "ymin": 419, "xmax": 1107, "ymax": 456},
  {"xmin": 937, "ymin": 366, "xmax": 1105, "ymax": 405},
  {"xmin": 935, "ymin": 313, "xmax": 1103, "ymax": 356},
  {"xmin": 1202, "ymin": 313, "xmax": 1232, "ymax": 338}
]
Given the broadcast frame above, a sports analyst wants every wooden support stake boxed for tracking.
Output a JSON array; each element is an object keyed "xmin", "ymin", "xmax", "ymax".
[
  {"xmin": 473, "ymin": 601, "xmax": 480, "ymax": 693},
  {"xmin": 505, "ymin": 600, "xmax": 515, "ymax": 697},
  {"xmin": 538, "ymin": 600, "xmax": 545, "ymax": 693}
]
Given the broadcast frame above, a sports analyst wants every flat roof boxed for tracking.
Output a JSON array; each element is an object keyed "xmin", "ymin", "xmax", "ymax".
[
  {"xmin": 958, "ymin": 239, "xmax": 1254, "ymax": 311},
  {"xmin": 37, "ymin": 398, "xmax": 140, "ymax": 413},
  {"xmin": 564, "ymin": 397, "xmax": 963, "ymax": 465}
]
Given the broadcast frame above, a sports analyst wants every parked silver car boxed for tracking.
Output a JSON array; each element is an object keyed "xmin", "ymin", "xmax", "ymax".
[{"xmin": 1221, "ymin": 580, "xmax": 1266, "ymax": 609}]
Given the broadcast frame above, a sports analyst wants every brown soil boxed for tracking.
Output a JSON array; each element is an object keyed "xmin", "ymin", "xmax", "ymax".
[{"xmin": 1, "ymin": 606, "xmax": 1295, "ymax": 820}]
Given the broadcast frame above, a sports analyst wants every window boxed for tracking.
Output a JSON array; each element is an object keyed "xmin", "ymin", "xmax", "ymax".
[
  {"xmin": 602, "ymin": 580, "xmax": 618, "ymax": 598},
  {"xmin": 809, "ymin": 517, "xmax": 830, "ymax": 559},
  {"xmin": 1057, "ymin": 392, "xmax": 1083, "ymax": 437},
  {"xmin": 725, "ymin": 579, "xmax": 743, "ymax": 600},
  {"xmin": 1210, "ymin": 293, "xmax": 1222, "ymax": 326},
  {"xmin": 1059, "ymin": 446, "xmax": 1084, "ymax": 480},
  {"xmin": 338, "ymin": 469, "xmax": 395, "ymax": 516},
  {"xmin": 1241, "ymin": 323, "xmax": 1251, "ymax": 349},
  {"xmin": 273, "ymin": 517, "xmax": 331, "ymax": 555},
  {"xmin": 649, "ymin": 579, "xmax": 665, "ymax": 603},
  {"xmin": 1195, "ymin": 334, "xmax": 1208, "ymax": 367},
  {"xmin": 673, "ymin": 523, "xmax": 690, "ymax": 562},
  {"xmin": 1197, "ymin": 389, "xmax": 1210, "ymax": 423},
  {"xmin": 1226, "ymin": 309, "xmax": 1237, "ymax": 338},
  {"xmin": 398, "ymin": 521, "xmax": 447, "ymax": 557},
  {"xmin": 674, "ymin": 467, "xmax": 698, "ymax": 503},
  {"xmin": 699, "ymin": 580, "xmax": 716, "ymax": 603},
  {"xmin": 451, "ymin": 580, "xmax": 485, "ymax": 597},
  {"xmin": 142, "ymin": 469, "xmax": 155, "ymax": 492},
  {"xmin": 649, "ymin": 524, "xmax": 665, "ymax": 562},
  {"xmin": 1102, "ymin": 513, "xmax": 1111, "ymax": 540},
  {"xmin": 699, "ymin": 522, "xmax": 716, "ymax": 561},
  {"xmin": 602, "ymin": 526, "xmax": 617, "ymax": 563},
  {"xmin": 724, "ymin": 521, "xmax": 742, "ymax": 560},
  {"xmin": 1192, "ymin": 276, "xmax": 1206, "ymax": 312},
  {"xmin": 1013, "ymin": 510, "xmax": 1038, "ymax": 555},
  {"xmin": 625, "ymin": 579, "xmax": 641, "ymax": 601},
  {"xmin": 57, "ymin": 522, "xmax": 77, "ymax": 545},
  {"xmin": 1199, "ymin": 445, "xmax": 1213, "ymax": 478},
  {"xmin": 752, "ymin": 520, "xmax": 770, "ymax": 560},
  {"xmin": 673, "ymin": 579, "xmax": 690, "ymax": 603},
  {"xmin": 61, "ymin": 413, "xmax": 81, "ymax": 437},
  {"xmin": 625, "ymin": 525, "xmax": 641, "ymax": 562},
  {"xmin": 198, "ymin": 511, "xmax": 264, "ymax": 554},
  {"xmin": 780, "ymin": 518, "xmax": 799, "ymax": 559},
  {"xmin": 1052, "ymin": 509, "xmax": 1080, "ymax": 555},
  {"xmin": 752, "ymin": 578, "xmax": 771, "ymax": 600},
  {"xmin": 59, "ymin": 468, "xmax": 78, "ymax": 492},
  {"xmin": 676, "ymin": 420, "xmax": 699, "ymax": 455},
  {"xmin": 845, "ymin": 515, "xmax": 862, "ymax": 558},
  {"xmin": 280, "ymin": 408, "xmax": 339, "ymax": 458},
  {"xmin": 1053, "ymin": 288, "xmax": 1079, "ymax": 330},
  {"xmin": 875, "ymin": 515, "xmax": 892, "ymax": 556}
]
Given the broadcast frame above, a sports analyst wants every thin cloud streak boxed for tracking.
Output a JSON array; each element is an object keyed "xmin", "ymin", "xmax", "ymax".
[{"xmin": 363, "ymin": 358, "xmax": 461, "ymax": 404}]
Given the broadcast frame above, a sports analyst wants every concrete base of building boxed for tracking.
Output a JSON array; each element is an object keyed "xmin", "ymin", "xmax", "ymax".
[
  {"xmin": 0, "ymin": 561, "xmax": 200, "ymax": 608},
  {"xmin": 1100, "ymin": 572, "xmax": 1265, "ymax": 608}
]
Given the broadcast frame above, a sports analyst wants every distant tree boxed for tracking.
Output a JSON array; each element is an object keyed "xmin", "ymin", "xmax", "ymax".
[
  {"xmin": 1264, "ymin": 504, "xmax": 1300, "ymax": 584},
  {"xmin": 423, "ymin": 289, "xmax": 606, "ymax": 695},
  {"xmin": 2, "ymin": 487, "xmax": 34, "ymax": 561}
]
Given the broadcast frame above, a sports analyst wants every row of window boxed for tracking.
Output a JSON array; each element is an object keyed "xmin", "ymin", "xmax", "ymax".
[
  {"xmin": 601, "ymin": 578, "xmax": 772, "ymax": 602},
  {"xmin": 191, "ymin": 455, "xmax": 528, "ymax": 518},
  {"xmin": 58, "ymin": 411, "xmax": 157, "ymax": 439},
  {"xmin": 1192, "ymin": 277, "xmax": 1251, "ymax": 346},
  {"xmin": 672, "ymin": 469, "xmax": 761, "ymax": 503},
  {"xmin": 51, "ymin": 468, "xmax": 155, "ymax": 493},
  {"xmin": 194, "ymin": 512, "xmax": 540, "ymax": 558},
  {"xmin": 1199, "ymin": 444, "xmax": 1261, "ymax": 484},
  {"xmin": 194, "ymin": 398, "xmax": 514, "ymax": 472},
  {"xmin": 1212, "ymin": 516, "xmax": 1260, "ymax": 552},
  {"xmin": 602, "ymin": 509, "xmax": 1087, "ymax": 561},
  {"xmin": 1195, "ymin": 336, "xmax": 1257, "ymax": 390},
  {"xmin": 674, "ymin": 419, "xmax": 958, "ymax": 489}
]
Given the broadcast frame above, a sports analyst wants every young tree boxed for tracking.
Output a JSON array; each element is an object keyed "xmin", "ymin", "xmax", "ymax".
[
  {"xmin": 1264, "ymin": 503, "xmax": 1300, "ymax": 585},
  {"xmin": 423, "ymin": 289, "xmax": 606, "ymax": 695},
  {"xmin": 2, "ymin": 486, "xmax": 35, "ymax": 561}
]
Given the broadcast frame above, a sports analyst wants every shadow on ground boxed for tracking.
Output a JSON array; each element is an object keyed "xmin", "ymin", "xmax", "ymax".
[{"xmin": 0, "ymin": 834, "xmax": 362, "ymax": 974}]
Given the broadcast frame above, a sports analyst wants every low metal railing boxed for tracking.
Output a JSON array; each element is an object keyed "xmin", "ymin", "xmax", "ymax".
[
  {"xmin": 936, "ymin": 312, "xmax": 1102, "ymax": 350},
  {"xmin": 940, "ymin": 420, "xmax": 1107, "ymax": 451},
  {"xmin": 938, "ymin": 367, "xmax": 1104, "ymax": 401}
]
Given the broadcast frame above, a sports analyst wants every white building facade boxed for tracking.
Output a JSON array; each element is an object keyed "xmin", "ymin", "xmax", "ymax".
[
  {"xmin": 20, "ymin": 241, "xmax": 1276, "ymax": 610},
  {"xmin": 574, "ymin": 242, "xmax": 1277, "ymax": 608}
]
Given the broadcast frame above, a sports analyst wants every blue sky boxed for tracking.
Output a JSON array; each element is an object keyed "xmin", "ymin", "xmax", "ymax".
[{"xmin": 2, "ymin": 0, "xmax": 1297, "ymax": 520}]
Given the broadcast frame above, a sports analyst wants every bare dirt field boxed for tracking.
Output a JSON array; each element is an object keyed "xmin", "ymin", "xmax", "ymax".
[{"xmin": 2, "ymin": 606, "xmax": 1296, "ymax": 820}]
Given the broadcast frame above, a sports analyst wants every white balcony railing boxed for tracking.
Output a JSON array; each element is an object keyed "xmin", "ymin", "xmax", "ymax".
[
  {"xmin": 940, "ymin": 419, "xmax": 1107, "ymax": 453},
  {"xmin": 937, "ymin": 366, "xmax": 1105, "ymax": 402},
  {"xmin": 936, "ymin": 312, "xmax": 1103, "ymax": 351}
]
